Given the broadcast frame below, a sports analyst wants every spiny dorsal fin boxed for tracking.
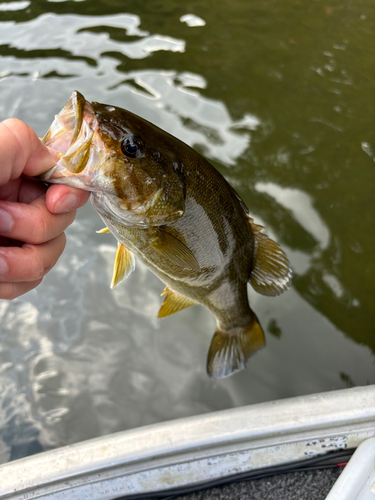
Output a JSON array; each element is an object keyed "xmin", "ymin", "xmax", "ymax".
[
  {"xmin": 249, "ymin": 229, "xmax": 292, "ymax": 296},
  {"xmin": 110, "ymin": 242, "xmax": 136, "ymax": 289},
  {"xmin": 150, "ymin": 228, "xmax": 200, "ymax": 272},
  {"xmin": 251, "ymin": 223, "xmax": 265, "ymax": 233},
  {"xmin": 207, "ymin": 313, "xmax": 265, "ymax": 378},
  {"xmin": 158, "ymin": 286, "xmax": 197, "ymax": 318},
  {"xmin": 96, "ymin": 227, "xmax": 111, "ymax": 234}
]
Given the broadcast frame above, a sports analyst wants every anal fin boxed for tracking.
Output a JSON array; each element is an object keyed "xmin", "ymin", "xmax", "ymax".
[
  {"xmin": 158, "ymin": 286, "xmax": 197, "ymax": 318},
  {"xmin": 250, "ymin": 229, "xmax": 292, "ymax": 296},
  {"xmin": 111, "ymin": 242, "xmax": 135, "ymax": 289},
  {"xmin": 207, "ymin": 313, "xmax": 265, "ymax": 378}
]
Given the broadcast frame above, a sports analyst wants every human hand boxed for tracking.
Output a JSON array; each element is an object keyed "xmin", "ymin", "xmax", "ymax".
[{"xmin": 0, "ymin": 118, "xmax": 90, "ymax": 299}]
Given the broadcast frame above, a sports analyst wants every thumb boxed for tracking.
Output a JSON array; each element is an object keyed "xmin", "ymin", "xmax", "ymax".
[{"xmin": 0, "ymin": 119, "xmax": 58, "ymax": 185}]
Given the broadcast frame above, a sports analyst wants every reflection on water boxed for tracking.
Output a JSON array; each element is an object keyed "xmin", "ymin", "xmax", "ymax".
[
  {"xmin": 1, "ymin": 9, "xmax": 258, "ymax": 163},
  {"xmin": 0, "ymin": 1, "xmax": 30, "ymax": 10},
  {"xmin": 180, "ymin": 14, "xmax": 206, "ymax": 28},
  {"xmin": 254, "ymin": 183, "xmax": 360, "ymax": 310},
  {"xmin": 0, "ymin": 0, "xmax": 374, "ymax": 463},
  {"xmin": 113, "ymin": 69, "xmax": 260, "ymax": 164},
  {"xmin": 1, "ymin": 12, "xmax": 184, "ymax": 59},
  {"xmin": 255, "ymin": 182, "xmax": 330, "ymax": 250}
]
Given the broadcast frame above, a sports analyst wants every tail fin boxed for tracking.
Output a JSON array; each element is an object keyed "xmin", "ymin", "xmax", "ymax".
[{"xmin": 206, "ymin": 314, "xmax": 265, "ymax": 378}]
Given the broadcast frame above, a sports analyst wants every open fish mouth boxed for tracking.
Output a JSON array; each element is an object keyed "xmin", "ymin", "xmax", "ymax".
[
  {"xmin": 41, "ymin": 91, "xmax": 94, "ymax": 180},
  {"xmin": 43, "ymin": 91, "xmax": 85, "ymax": 157}
]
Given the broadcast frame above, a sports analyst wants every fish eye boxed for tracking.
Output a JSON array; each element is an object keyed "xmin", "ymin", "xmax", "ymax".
[{"xmin": 121, "ymin": 139, "xmax": 140, "ymax": 158}]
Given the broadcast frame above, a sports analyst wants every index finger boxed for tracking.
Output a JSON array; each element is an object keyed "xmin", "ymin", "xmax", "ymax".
[{"xmin": 0, "ymin": 119, "xmax": 58, "ymax": 185}]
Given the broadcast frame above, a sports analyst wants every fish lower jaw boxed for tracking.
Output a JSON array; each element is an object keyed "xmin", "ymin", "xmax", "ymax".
[
  {"xmin": 43, "ymin": 170, "xmax": 95, "ymax": 192},
  {"xmin": 90, "ymin": 193, "xmax": 149, "ymax": 229}
]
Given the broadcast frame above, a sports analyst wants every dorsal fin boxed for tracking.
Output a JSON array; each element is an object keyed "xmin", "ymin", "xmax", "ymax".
[
  {"xmin": 249, "ymin": 228, "xmax": 292, "ymax": 296},
  {"xmin": 158, "ymin": 286, "xmax": 197, "ymax": 318},
  {"xmin": 110, "ymin": 242, "xmax": 136, "ymax": 289}
]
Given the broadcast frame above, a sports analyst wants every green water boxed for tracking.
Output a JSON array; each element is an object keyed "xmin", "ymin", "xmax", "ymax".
[{"xmin": 0, "ymin": 0, "xmax": 374, "ymax": 462}]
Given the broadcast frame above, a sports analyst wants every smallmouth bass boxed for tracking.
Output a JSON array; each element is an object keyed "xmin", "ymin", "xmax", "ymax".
[{"xmin": 41, "ymin": 91, "xmax": 292, "ymax": 378}]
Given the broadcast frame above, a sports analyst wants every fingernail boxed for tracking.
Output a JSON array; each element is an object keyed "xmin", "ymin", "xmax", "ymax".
[
  {"xmin": 0, "ymin": 257, "xmax": 8, "ymax": 276},
  {"xmin": 54, "ymin": 194, "xmax": 78, "ymax": 213},
  {"xmin": 0, "ymin": 208, "xmax": 13, "ymax": 233}
]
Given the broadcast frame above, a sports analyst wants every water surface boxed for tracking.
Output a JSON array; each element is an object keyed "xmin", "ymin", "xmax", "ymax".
[{"xmin": 0, "ymin": 0, "xmax": 374, "ymax": 463}]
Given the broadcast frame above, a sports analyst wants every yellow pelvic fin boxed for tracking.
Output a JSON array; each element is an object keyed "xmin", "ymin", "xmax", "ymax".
[
  {"xmin": 96, "ymin": 227, "xmax": 111, "ymax": 234},
  {"xmin": 249, "ymin": 226, "xmax": 292, "ymax": 296},
  {"xmin": 110, "ymin": 242, "xmax": 136, "ymax": 289},
  {"xmin": 150, "ymin": 228, "xmax": 200, "ymax": 272},
  {"xmin": 207, "ymin": 313, "xmax": 266, "ymax": 378},
  {"xmin": 158, "ymin": 286, "xmax": 197, "ymax": 318}
]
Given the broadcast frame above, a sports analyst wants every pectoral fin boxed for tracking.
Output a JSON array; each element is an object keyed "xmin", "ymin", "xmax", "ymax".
[
  {"xmin": 150, "ymin": 229, "xmax": 200, "ymax": 272},
  {"xmin": 249, "ymin": 228, "xmax": 292, "ymax": 296},
  {"xmin": 110, "ymin": 242, "xmax": 136, "ymax": 289},
  {"xmin": 158, "ymin": 286, "xmax": 197, "ymax": 317}
]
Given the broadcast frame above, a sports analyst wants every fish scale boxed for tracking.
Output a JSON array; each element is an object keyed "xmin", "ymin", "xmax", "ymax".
[{"xmin": 41, "ymin": 91, "xmax": 292, "ymax": 378}]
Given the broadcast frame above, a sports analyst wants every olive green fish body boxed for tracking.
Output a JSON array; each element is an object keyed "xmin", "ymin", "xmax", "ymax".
[
  {"xmin": 96, "ymin": 171, "xmax": 254, "ymax": 331},
  {"xmin": 42, "ymin": 91, "xmax": 292, "ymax": 378}
]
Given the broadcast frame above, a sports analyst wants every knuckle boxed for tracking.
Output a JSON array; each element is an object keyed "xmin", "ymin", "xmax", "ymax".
[
  {"xmin": 0, "ymin": 283, "xmax": 17, "ymax": 300},
  {"xmin": 28, "ymin": 203, "xmax": 71, "ymax": 245},
  {"xmin": 1, "ymin": 120, "xmax": 34, "ymax": 180},
  {"xmin": 44, "ymin": 234, "xmax": 66, "ymax": 274},
  {"xmin": 0, "ymin": 280, "xmax": 42, "ymax": 300},
  {"xmin": 29, "ymin": 209, "xmax": 49, "ymax": 244},
  {"xmin": 34, "ymin": 254, "xmax": 48, "ymax": 280},
  {"xmin": 25, "ymin": 234, "xmax": 65, "ymax": 280},
  {"xmin": 24, "ymin": 245, "xmax": 47, "ymax": 280},
  {"xmin": 0, "ymin": 283, "xmax": 21, "ymax": 300}
]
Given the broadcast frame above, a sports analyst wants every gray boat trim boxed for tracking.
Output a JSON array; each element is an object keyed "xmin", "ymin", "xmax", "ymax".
[{"xmin": 0, "ymin": 385, "xmax": 374, "ymax": 500}]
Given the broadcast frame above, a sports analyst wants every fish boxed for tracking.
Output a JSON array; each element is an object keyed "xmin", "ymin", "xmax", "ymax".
[{"xmin": 41, "ymin": 91, "xmax": 292, "ymax": 378}]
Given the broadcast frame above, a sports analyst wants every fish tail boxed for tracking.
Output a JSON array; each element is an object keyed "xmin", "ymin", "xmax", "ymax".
[{"xmin": 206, "ymin": 312, "xmax": 265, "ymax": 378}]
